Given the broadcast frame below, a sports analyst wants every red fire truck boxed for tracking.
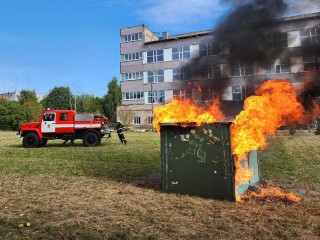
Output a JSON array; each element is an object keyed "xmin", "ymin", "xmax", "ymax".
[{"xmin": 17, "ymin": 109, "xmax": 111, "ymax": 148}]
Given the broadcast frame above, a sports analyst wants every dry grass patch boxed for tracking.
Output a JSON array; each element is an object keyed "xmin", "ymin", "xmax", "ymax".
[{"xmin": 0, "ymin": 131, "xmax": 319, "ymax": 239}]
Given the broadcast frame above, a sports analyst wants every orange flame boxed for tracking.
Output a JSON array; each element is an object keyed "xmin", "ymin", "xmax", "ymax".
[
  {"xmin": 240, "ymin": 184, "xmax": 302, "ymax": 204},
  {"xmin": 231, "ymin": 79, "xmax": 305, "ymax": 160},
  {"xmin": 153, "ymin": 97, "xmax": 224, "ymax": 132},
  {"xmin": 231, "ymin": 80, "xmax": 304, "ymax": 200},
  {"xmin": 153, "ymin": 79, "xmax": 307, "ymax": 203}
]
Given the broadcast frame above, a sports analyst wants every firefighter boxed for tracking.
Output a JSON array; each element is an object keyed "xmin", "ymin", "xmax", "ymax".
[
  {"xmin": 114, "ymin": 121, "xmax": 127, "ymax": 144},
  {"xmin": 315, "ymin": 118, "xmax": 320, "ymax": 135}
]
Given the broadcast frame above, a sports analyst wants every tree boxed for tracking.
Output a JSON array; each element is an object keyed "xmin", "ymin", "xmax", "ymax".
[
  {"xmin": 118, "ymin": 108, "xmax": 135, "ymax": 127},
  {"xmin": 0, "ymin": 93, "xmax": 43, "ymax": 130},
  {"xmin": 0, "ymin": 98, "xmax": 26, "ymax": 130},
  {"xmin": 103, "ymin": 77, "xmax": 121, "ymax": 122},
  {"xmin": 18, "ymin": 89, "xmax": 43, "ymax": 124},
  {"xmin": 77, "ymin": 94, "xmax": 103, "ymax": 113},
  {"xmin": 41, "ymin": 86, "xmax": 73, "ymax": 110},
  {"xmin": 18, "ymin": 90, "xmax": 38, "ymax": 105},
  {"xmin": 21, "ymin": 100, "xmax": 43, "ymax": 123}
]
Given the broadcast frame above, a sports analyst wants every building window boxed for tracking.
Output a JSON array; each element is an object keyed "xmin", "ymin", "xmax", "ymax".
[
  {"xmin": 148, "ymin": 90, "xmax": 165, "ymax": 104},
  {"xmin": 147, "ymin": 50, "xmax": 164, "ymax": 63},
  {"xmin": 200, "ymin": 65, "xmax": 221, "ymax": 79},
  {"xmin": 265, "ymin": 32, "xmax": 288, "ymax": 48},
  {"xmin": 199, "ymin": 42, "xmax": 219, "ymax": 57},
  {"xmin": 147, "ymin": 116, "xmax": 153, "ymax": 125},
  {"xmin": 172, "ymin": 46, "xmax": 190, "ymax": 60},
  {"xmin": 201, "ymin": 88, "xmax": 214, "ymax": 102},
  {"xmin": 173, "ymin": 68, "xmax": 191, "ymax": 81},
  {"xmin": 229, "ymin": 40, "xmax": 243, "ymax": 54},
  {"xmin": 231, "ymin": 62, "xmax": 253, "ymax": 76},
  {"xmin": 122, "ymin": 92, "xmax": 144, "ymax": 100},
  {"xmin": 122, "ymin": 72, "xmax": 143, "ymax": 80},
  {"xmin": 232, "ymin": 86, "xmax": 243, "ymax": 101},
  {"xmin": 121, "ymin": 32, "xmax": 142, "ymax": 43},
  {"xmin": 133, "ymin": 116, "xmax": 141, "ymax": 125},
  {"xmin": 300, "ymin": 28, "xmax": 320, "ymax": 46},
  {"xmin": 265, "ymin": 59, "xmax": 290, "ymax": 74},
  {"xmin": 303, "ymin": 54, "xmax": 320, "ymax": 71},
  {"xmin": 148, "ymin": 70, "xmax": 164, "ymax": 83},
  {"xmin": 121, "ymin": 52, "xmax": 142, "ymax": 62},
  {"xmin": 173, "ymin": 89, "xmax": 192, "ymax": 100}
]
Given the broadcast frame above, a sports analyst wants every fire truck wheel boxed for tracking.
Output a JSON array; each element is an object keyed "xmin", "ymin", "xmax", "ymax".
[
  {"xmin": 83, "ymin": 131, "xmax": 100, "ymax": 147},
  {"xmin": 23, "ymin": 133, "xmax": 40, "ymax": 148}
]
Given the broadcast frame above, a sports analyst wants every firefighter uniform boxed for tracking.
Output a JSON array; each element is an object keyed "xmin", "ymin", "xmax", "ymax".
[
  {"xmin": 115, "ymin": 122, "xmax": 127, "ymax": 144},
  {"xmin": 315, "ymin": 118, "xmax": 320, "ymax": 135}
]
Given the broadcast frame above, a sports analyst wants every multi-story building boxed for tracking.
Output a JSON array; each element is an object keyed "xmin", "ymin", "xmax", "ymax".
[{"xmin": 119, "ymin": 12, "xmax": 320, "ymax": 128}]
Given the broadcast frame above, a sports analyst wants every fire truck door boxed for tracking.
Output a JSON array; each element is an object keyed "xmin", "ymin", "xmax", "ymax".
[{"xmin": 41, "ymin": 113, "xmax": 56, "ymax": 133}]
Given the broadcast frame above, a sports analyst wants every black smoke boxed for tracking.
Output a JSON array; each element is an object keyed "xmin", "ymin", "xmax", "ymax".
[
  {"xmin": 299, "ymin": 73, "xmax": 320, "ymax": 113},
  {"xmin": 215, "ymin": 0, "xmax": 287, "ymax": 61},
  {"xmin": 183, "ymin": 0, "xmax": 320, "ymax": 115},
  {"xmin": 219, "ymin": 0, "xmax": 287, "ymax": 26}
]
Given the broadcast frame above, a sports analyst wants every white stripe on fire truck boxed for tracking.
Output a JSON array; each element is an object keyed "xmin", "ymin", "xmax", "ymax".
[
  {"xmin": 74, "ymin": 124, "xmax": 101, "ymax": 128},
  {"xmin": 55, "ymin": 124, "xmax": 101, "ymax": 128},
  {"xmin": 55, "ymin": 124, "xmax": 74, "ymax": 128}
]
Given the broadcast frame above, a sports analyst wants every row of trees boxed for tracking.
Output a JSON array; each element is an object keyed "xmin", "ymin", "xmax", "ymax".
[{"xmin": 0, "ymin": 77, "xmax": 121, "ymax": 130}]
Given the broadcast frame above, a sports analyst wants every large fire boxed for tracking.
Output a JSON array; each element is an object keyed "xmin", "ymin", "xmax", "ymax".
[
  {"xmin": 231, "ymin": 80, "xmax": 304, "ymax": 160},
  {"xmin": 153, "ymin": 97, "xmax": 224, "ymax": 133},
  {"xmin": 153, "ymin": 79, "xmax": 307, "ymax": 203}
]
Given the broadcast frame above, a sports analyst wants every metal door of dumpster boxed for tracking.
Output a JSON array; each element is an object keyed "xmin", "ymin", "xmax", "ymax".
[{"xmin": 160, "ymin": 123, "xmax": 235, "ymax": 201}]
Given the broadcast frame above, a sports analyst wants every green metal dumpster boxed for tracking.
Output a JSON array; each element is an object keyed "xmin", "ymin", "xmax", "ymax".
[{"xmin": 160, "ymin": 122, "xmax": 259, "ymax": 201}]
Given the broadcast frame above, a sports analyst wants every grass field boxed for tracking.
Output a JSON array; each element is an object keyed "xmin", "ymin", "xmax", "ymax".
[{"xmin": 0, "ymin": 131, "xmax": 319, "ymax": 239}]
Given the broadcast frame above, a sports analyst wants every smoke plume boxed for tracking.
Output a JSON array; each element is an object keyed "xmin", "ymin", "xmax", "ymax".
[{"xmin": 183, "ymin": 0, "xmax": 320, "ymax": 115}]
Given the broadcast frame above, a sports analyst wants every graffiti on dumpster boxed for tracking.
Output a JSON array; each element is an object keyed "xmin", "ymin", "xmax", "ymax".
[{"xmin": 175, "ymin": 126, "xmax": 222, "ymax": 164}]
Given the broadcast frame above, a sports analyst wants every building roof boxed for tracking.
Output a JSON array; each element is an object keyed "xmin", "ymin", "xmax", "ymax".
[{"xmin": 146, "ymin": 12, "xmax": 320, "ymax": 44}]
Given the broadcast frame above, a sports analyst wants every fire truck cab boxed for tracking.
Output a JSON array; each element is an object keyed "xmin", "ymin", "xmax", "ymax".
[{"xmin": 17, "ymin": 109, "xmax": 111, "ymax": 148}]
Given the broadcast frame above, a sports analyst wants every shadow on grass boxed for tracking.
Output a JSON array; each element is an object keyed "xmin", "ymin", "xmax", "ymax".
[
  {"xmin": 10, "ymin": 141, "xmax": 95, "ymax": 148},
  {"xmin": 9, "ymin": 144, "xmax": 86, "ymax": 149},
  {"xmin": 10, "ymin": 141, "xmax": 162, "ymax": 191},
  {"xmin": 77, "ymin": 158, "xmax": 162, "ymax": 191}
]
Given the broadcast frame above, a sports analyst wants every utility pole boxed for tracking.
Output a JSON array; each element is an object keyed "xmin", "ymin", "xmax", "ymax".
[
  {"xmin": 27, "ymin": 72, "xmax": 29, "ymax": 90},
  {"xmin": 74, "ymin": 94, "xmax": 77, "ymax": 112}
]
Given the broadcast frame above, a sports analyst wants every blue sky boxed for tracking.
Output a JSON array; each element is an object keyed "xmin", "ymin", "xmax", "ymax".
[{"xmin": 0, "ymin": 0, "xmax": 318, "ymax": 97}]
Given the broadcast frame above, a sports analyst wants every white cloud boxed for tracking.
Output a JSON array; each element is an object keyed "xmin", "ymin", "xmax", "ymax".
[{"xmin": 136, "ymin": 0, "xmax": 231, "ymax": 33}]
